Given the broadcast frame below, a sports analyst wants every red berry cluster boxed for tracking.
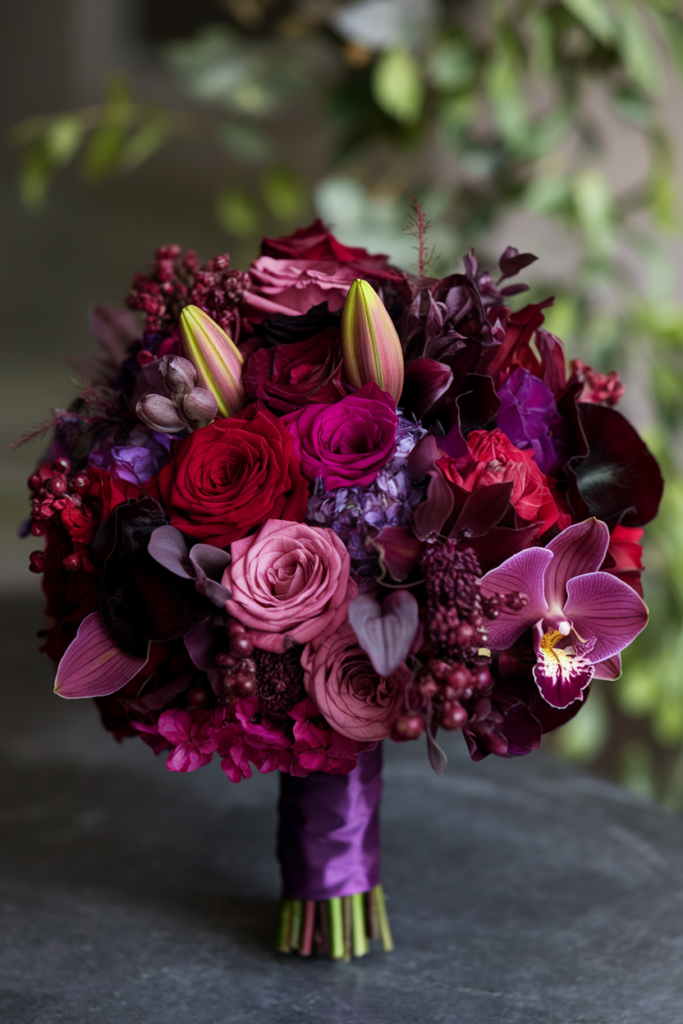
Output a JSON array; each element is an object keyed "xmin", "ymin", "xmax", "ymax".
[
  {"xmin": 27, "ymin": 458, "xmax": 93, "ymax": 574},
  {"xmin": 126, "ymin": 244, "xmax": 251, "ymax": 337}
]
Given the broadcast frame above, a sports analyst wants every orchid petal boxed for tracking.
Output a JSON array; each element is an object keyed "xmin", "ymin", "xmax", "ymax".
[
  {"xmin": 348, "ymin": 590, "xmax": 419, "ymax": 677},
  {"xmin": 563, "ymin": 571, "xmax": 648, "ymax": 663},
  {"xmin": 480, "ymin": 547, "xmax": 553, "ymax": 651},
  {"xmin": 545, "ymin": 519, "xmax": 610, "ymax": 612},
  {"xmin": 189, "ymin": 544, "xmax": 232, "ymax": 606},
  {"xmin": 148, "ymin": 525, "xmax": 192, "ymax": 578},
  {"xmin": 592, "ymin": 653, "xmax": 622, "ymax": 680},
  {"xmin": 532, "ymin": 622, "xmax": 594, "ymax": 709},
  {"xmin": 55, "ymin": 612, "xmax": 147, "ymax": 699}
]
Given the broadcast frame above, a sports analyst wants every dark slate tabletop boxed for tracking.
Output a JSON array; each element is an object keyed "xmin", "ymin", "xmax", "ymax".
[{"xmin": 2, "ymin": 596, "xmax": 682, "ymax": 1024}]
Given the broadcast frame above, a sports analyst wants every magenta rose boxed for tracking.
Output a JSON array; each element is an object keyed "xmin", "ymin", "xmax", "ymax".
[
  {"xmin": 243, "ymin": 326, "xmax": 345, "ymax": 414},
  {"xmin": 301, "ymin": 623, "xmax": 407, "ymax": 742},
  {"xmin": 222, "ymin": 519, "xmax": 357, "ymax": 653},
  {"xmin": 282, "ymin": 383, "xmax": 398, "ymax": 489},
  {"xmin": 240, "ymin": 221, "xmax": 408, "ymax": 323}
]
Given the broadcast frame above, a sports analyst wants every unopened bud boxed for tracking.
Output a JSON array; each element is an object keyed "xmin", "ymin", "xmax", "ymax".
[
  {"xmin": 182, "ymin": 387, "xmax": 218, "ymax": 428},
  {"xmin": 136, "ymin": 393, "xmax": 187, "ymax": 433},
  {"xmin": 180, "ymin": 305, "xmax": 245, "ymax": 417},
  {"xmin": 160, "ymin": 355, "xmax": 197, "ymax": 395},
  {"xmin": 341, "ymin": 279, "xmax": 404, "ymax": 404}
]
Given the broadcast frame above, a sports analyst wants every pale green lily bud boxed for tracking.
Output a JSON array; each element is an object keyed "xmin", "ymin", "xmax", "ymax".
[
  {"xmin": 179, "ymin": 305, "xmax": 245, "ymax": 417},
  {"xmin": 340, "ymin": 279, "xmax": 404, "ymax": 405}
]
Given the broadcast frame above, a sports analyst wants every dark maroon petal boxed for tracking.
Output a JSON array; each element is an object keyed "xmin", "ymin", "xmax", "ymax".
[
  {"xmin": 370, "ymin": 525, "xmax": 422, "ymax": 582},
  {"xmin": 400, "ymin": 358, "xmax": 453, "ymax": 420},
  {"xmin": 569, "ymin": 403, "xmax": 664, "ymax": 528},
  {"xmin": 450, "ymin": 482, "xmax": 513, "ymax": 539},
  {"xmin": 148, "ymin": 525, "xmax": 193, "ymax": 578},
  {"xmin": 498, "ymin": 247, "xmax": 538, "ymax": 282},
  {"xmin": 456, "ymin": 373, "xmax": 501, "ymax": 434},
  {"xmin": 188, "ymin": 544, "xmax": 232, "ymax": 606},
  {"xmin": 535, "ymin": 329, "xmax": 567, "ymax": 397},
  {"xmin": 55, "ymin": 613, "xmax": 147, "ymax": 699},
  {"xmin": 466, "ymin": 521, "xmax": 539, "ymax": 573}
]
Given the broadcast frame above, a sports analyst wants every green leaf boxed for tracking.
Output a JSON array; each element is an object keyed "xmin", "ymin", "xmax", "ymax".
[
  {"xmin": 217, "ymin": 122, "xmax": 274, "ymax": 163},
  {"xmin": 371, "ymin": 49, "xmax": 424, "ymax": 125},
  {"xmin": 81, "ymin": 124, "xmax": 127, "ymax": 181},
  {"xmin": 18, "ymin": 143, "xmax": 51, "ymax": 209},
  {"xmin": 215, "ymin": 186, "xmax": 259, "ymax": 237},
  {"xmin": 260, "ymin": 166, "xmax": 306, "ymax": 222},
  {"xmin": 572, "ymin": 168, "xmax": 615, "ymax": 255},
  {"xmin": 617, "ymin": 6, "xmax": 661, "ymax": 95},
  {"xmin": 427, "ymin": 38, "xmax": 475, "ymax": 92},
  {"xmin": 45, "ymin": 115, "xmax": 85, "ymax": 166},
  {"xmin": 561, "ymin": 0, "xmax": 614, "ymax": 45},
  {"xmin": 119, "ymin": 123, "xmax": 168, "ymax": 171},
  {"xmin": 485, "ymin": 47, "xmax": 528, "ymax": 150}
]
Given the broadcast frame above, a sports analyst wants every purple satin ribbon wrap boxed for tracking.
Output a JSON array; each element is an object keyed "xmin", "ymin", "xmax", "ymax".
[{"xmin": 277, "ymin": 744, "xmax": 383, "ymax": 900}]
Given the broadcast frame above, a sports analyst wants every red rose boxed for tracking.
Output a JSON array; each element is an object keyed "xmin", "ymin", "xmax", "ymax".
[
  {"xmin": 437, "ymin": 428, "xmax": 559, "ymax": 534},
  {"xmin": 86, "ymin": 466, "xmax": 144, "ymax": 523},
  {"xmin": 243, "ymin": 326, "xmax": 345, "ymax": 413},
  {"xmin": 147, "ymin": 404, "xmax": 308, "ymax": 548}
]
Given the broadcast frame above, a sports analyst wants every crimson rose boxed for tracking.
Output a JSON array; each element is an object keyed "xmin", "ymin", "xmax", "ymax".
[
  {"xmin": 147, "ymin": 405, "xmax": 308, "ymax": 548},
  {"xmin": 243, "ymin": 326, "xmax": 345, "ymax": 414}
]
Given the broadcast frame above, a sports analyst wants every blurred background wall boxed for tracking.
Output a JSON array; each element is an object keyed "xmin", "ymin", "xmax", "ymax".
[{"xmin": 3, "ymin": 0, "xmax": 683, "ymax": 802}]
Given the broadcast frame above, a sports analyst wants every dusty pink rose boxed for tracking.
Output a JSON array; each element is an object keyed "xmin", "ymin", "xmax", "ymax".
[
  {"xmin": 222, "ymin": 519, "xmax": 357, "ymax": 653},
  {"xmin": 301, "ymin": 623, "xmax": 407, "ymax": 742},
  {"xmin": 282, "ymin": 383, "xmax": 398, "ymax": 489}
]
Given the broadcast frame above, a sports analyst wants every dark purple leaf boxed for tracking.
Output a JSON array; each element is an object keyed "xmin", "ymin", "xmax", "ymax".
[
  {"xmin": 498, "ymin": 247, "xmax": 538, "ymax": 282},
  {"xmin": 348, "ymin": 591, "xmax": 420, "ymax": 677},
  {"xmin": 189, "ymin": 544, "xmax": 232, "ymax": 606},
  {"xmin": 400, "ymin": 358, "xmax": 453, "ymax": 420},
  {"xmin": 148, "ymin": 525, "xmax": 193, "ymax": 578}
]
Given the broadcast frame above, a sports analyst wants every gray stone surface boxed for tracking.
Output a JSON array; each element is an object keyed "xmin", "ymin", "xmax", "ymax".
[{"xmin": 2, "ymin": 597, "xmax": 683, "ymax": 1024}]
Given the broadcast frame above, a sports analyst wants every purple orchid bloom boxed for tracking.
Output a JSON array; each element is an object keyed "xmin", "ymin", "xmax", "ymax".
[{"xmin": 480, "ymin": 519, "xmax": 648, "ymax": 709}]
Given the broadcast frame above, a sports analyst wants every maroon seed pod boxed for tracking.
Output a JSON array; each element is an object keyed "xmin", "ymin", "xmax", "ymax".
[
  {"xmin": 29, "ymin": 551, "xmax": 45, "ymax": 573},
  {"xmin": 234, "ymin": 675, "xmax": 257, "ymax": 697},
  {"xmin": 28, "ymin": 473, "xmax": 42, "ymax": 492},
  {"xmin": 471, "ymin": 665, "xmax": 492, "ymax": 691},
  {"xmin": 215, "ymin": 652, "xmax": 237, "ymax": 669},
  {"xmin": 30, "ymin": 521, "xmax": 46, "ymax": 537},
  {"xmin": 52, "ymin": 457, "xmax": 71, "ymax": 474},
  {"xmin": 230, "ymin": 634, "xmax": 254, "ymax": 658},
  {"xmin": 48, "ymin": 476, "xmax": 68, "ymax": 496},
  {"xmin": 70, "ymin": 474, "xmax": 90, "ymax": 495},
  {"xmin": 439, "ymin": 700, "xmax": 468, "ymax": 731},
  {"xmin": 62, "ymin": 553, "xmax": 81, "ymax": 572},
  {"xmin": 186, "ymin": 684, "xmax": 211, "ymax": 708},
  {"xmin": 391, "ymin": 714, "xmax": 425, "ymax": 741},
  {"xmin": 419, "ymin": 674, "xmax": 439, "ymax": 699},
  {"xmin": 227, "ymin": 620, "xmax": 247, "ymax": 637}
]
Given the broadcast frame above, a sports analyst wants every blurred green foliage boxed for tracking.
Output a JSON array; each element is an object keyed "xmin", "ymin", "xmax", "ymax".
[{"xmin": 11, "ymin": 0, "xmax": 683, "ymax": 804}]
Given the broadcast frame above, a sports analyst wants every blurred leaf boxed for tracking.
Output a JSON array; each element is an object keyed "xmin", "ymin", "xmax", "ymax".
[
  {"xmin": 119, "ymin": 123, "xmax": 168, "ymax": 171},
  {"xmin": 260, "ymin": 166, "xmax": 306, "ymax": 222},
  {"xmin": 45, "ymin": 115, "xmax": 84, "ymax": 165},
  {"xmin": 572, "ymin": 168, "xmax": 615, "ymax": 256},
  {"xmin": 561, "ymin": 0, "xmax": 614, "ymax": 45},
  {"xmin": 553, "ymin": 688, "xmax": 608, "ymax": 761},
  {"xmin": 621, "ymin": 739, "xmax": 657, "ymax": 800},
  {"xmin": 372, "ymin": 49, "xmax": 424, "ymax": 124},
  {"xmin": 217, "ymin": 121, "xmax": 274, "ymax": 163},
  {"xmin": 215, "ymin": 186, "xmax": 259, "ymax": 237},
  {"xmin": 81, "ymin": 124, "xmax": 127, "ymax": 181},
  {"xmin": 524, "ymin": 173, "xmax": 572, "ymax": 217},
  {"xmin": 617, "ymin": 5, "xmax": 662, "ymax": 96},
  {"xmin": 428, "ymin": 38, "xmax": 476, "ymax": 92},
  {"xmin": 485, "ymin": 45, "xmax": 528, "ymax": 150},
  {"xmin": 18, "ymin": 143, "xmax": 51, "ymax": 209},
  {"xmin": 529, "ymin": 12, "xmax": 555, "ymax": 79}
]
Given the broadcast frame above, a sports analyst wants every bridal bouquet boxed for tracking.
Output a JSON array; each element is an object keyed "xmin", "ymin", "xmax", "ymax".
[{"xmin": 23, "ymin": 218, "xmax": 662, "ymax": 959}]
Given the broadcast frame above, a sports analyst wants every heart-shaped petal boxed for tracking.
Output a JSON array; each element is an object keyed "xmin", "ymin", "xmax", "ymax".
[{"xmin": 348, "ymin": 590, "xmax": 419, "ymax": 677}]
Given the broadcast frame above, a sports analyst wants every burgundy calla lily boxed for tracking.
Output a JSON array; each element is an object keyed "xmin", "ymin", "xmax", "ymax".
[{"xmin": 480, "ymin": 519, "xmax": 648, "ymax": 708}]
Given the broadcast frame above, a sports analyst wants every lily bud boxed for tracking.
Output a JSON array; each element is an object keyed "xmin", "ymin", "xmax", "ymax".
[
  {"xmin": 160, "ymin": 355, "xmax": 197, "ymax": 396},
  {"xmin": 182, "ymin": 387, "xmax": 218, "ymax": 429},
  {"xmin": 179, "ymin": 305, "xmax": 245, "ymax": 417},
  {"xmin": 340, "ymin": 279, "xmax": 404, "ymax": 404},
  {"xmin": 136, "ymin": 393, "xmax": 186, "ymax": 433}
]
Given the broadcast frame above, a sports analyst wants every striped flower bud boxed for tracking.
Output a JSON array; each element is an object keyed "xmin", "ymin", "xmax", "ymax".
[
  {"xmin": 179, "ymin": 305, "xmax": 245, "ymax": 417},
  {"xmin": 136, "ymin": 393, "xmax": 187, "ymax": 433},
  {"xmin": 340, "ymin": 279, "xmax": 404, "ymax": 405}
]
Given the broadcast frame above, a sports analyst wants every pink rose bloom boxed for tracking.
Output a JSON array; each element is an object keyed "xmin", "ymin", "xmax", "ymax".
[
  {"xmin": 282, "ymin": 383, "xmax": 398, "ymax": 489},
  {"xmin": 289, "ymin": 697, "xmax": 368, "ymax": 774},
  {"xmin": 301, "ymin": 623, "xmax": 407, "ymax": 742},
  {"xmin": 241, "ymin": 220, "xmax": 407, "ymax": 324},
  {"xmin": 223, "ymin": 519, "xmax": 357, "ymax": 653}
]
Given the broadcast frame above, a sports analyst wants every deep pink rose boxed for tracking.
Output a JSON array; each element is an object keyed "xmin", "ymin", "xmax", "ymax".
[
  {"xmin": 301, "ymin": 623, "xmax": 407, "ymax": 742},
  {"xmin": 222, "ymin": 519, "xmax": 357, "ymax": 653},
  {"xmin": 282, "ymin": 383, "xmax": 398, "ymax": 489},
  {"xmin": 241, "ymin": 221, "xmax": 407, "ymax": 323},
  {"xmin": 243, "ymin": 326, "xmax": 345, "ymax": 413}
]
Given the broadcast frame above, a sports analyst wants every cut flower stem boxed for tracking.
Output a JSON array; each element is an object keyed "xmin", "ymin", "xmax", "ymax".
[{"xmin": 276, "ymin": 885, "xmax": 392, "ymax": 959}]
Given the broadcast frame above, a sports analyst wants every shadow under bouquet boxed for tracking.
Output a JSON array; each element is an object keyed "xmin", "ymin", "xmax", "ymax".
[{"xmin": 24, "ymin": 221, "xmax": 663, "ymax": 960}]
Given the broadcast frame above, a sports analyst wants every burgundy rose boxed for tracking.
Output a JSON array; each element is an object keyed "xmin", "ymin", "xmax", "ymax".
[
  {"xmin": 147, "ymin": 405, "xmax": 308, "ymax": 548},
  {"xmin": 301, "ymin": 623, "xmax": 407, "ymax": 742},
  {"xmin": 282, "ymin": 383, "xmax": 398, "ymax": 489},
  {"xmin": 243, "ymin": 326, "xmax": 345, "ymax": 414},
  {"xmin": 241, "ymin": 221, "xmax": 408, "ymax": 324}
]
